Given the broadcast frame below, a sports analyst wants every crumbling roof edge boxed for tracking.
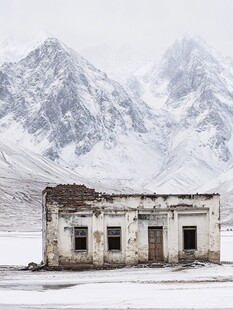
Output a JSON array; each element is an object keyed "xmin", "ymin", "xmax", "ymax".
[{"xmin": 42, "ymin": 184, "xmax": 220, "ymax": 198}]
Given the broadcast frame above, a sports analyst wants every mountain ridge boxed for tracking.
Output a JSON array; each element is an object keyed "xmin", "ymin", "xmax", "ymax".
[{"xmin": 1, "ymin": 34, "xmax": 233, "ymax": 226}]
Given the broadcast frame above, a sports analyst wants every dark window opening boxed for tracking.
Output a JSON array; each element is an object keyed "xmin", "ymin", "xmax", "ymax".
[
  {"xmin": 183, "ymin": 226, "xmax": 197, "ymax": 250},
  {"xmin": 107, "ymin": 227, "xmax": 121, "ymax": 250},
  {"xmin": 74, "ymin": 227, "xmax": 87, "ymax": 251}
]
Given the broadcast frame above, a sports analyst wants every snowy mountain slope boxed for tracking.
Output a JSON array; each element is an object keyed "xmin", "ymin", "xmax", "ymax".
[
  {"xmin": 1, "ymin": 35, "xmax": 233, "ymax": 227},
  {"xmin": 196, "ymin": 165, "xmax": 233, "ymax": 226},
  {"xmin": 0, "ymin": 37, "xmax": 167, "ymax": 189},
  {"xmin": 126, "ymin": 35, "xmax": 233, "ymax": 195},
  {"xmin": 72, "ymin": 131, "xmax": 165, "ymax": 190},
  {"xmin": 0, "ymin": 139, "xmax": 118, "ymax": 231},
  {"xmin": 0, "ymin": 37, "xmax": 159, "ymax": 158}
]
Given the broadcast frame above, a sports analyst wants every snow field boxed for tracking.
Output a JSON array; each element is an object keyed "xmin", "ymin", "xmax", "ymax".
[
  {"xmin": 0, "ymin": 230, "xmax": 233, "ymax": 308},
  {"xmin": 0, "ymin": 231, "xmax": 42, "ymax": 265}
]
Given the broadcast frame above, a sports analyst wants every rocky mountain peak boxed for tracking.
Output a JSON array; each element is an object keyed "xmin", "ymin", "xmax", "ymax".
[
  {"xmin": 1, "ymin": 35, "xmax": 233, "ymax": 225},
  {"xmin": 0, "ymin": 36, "xmax": 151, "ymax": 163},
  {"xmin": 168, "ymin": 34, "xmax": 210, "ymax": 55},
  {"xmin": 158, "ymin": 34, "xmax": 223, "ymax": 83},
  {"xmin": 19, "ymin": 36, "xmax": 70, "ymax": 67},
  {"xmin": 0, "ymin": 33, "xmax": 54, "ymax": 66},
  {"xmin": 124, "ymin": 35, "xmax": 233, "ymax": 197}
]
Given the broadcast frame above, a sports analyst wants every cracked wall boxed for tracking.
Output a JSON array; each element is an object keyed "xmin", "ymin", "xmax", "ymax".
[{"xmin": 42, "ymin": 185, "xmax": 220, "ymax": 267}]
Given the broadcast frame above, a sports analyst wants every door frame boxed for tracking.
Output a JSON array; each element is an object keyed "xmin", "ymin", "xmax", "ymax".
[{"xmin": 148, "ymin": 226, "xmax": 164, "ymax": 262}]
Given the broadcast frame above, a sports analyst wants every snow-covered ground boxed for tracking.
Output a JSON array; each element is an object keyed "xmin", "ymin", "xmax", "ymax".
[
  {"xmin": 221, "ymin": 230, "xmax": 233, "ymax": 262},
  {"xmin": 0, "ymin": 231, "xmax": 42, "ymax": 265},
  {"xmin": 0, "ymin": 231, "xmax": 233, "ymax": 309}
]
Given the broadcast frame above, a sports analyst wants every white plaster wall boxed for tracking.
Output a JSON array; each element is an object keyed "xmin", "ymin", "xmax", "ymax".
[
  {"xmin": 58, "ymin": 214, "xmax": 93, "ymax": 264},
  {"xmin": 125, "ymin": 210, "xmax": 138, "ymax": 265},
  {"xmin": 46, "ymin": 205, "xmax": 59, "ymax": 266},
  {"xmin": 44, "ymin": 193, "xmax": 220, "ymax": 266},
  {"xmin": 138, "ymin": 213, "xmax": 168, "ymax": 262},
  {"xmin": 42, "ymin": 192, "xmax": 47, "ymax": 264},
  {"xmin": 92, "ymin": 211, "xmax": 104, "ymax": 266},
  {"xmin": 178, "ymin": 212, "xmax": 209, "ymax": 259},
  {"xmin": 208, "ymin": 196, "xmax": 220, "ymax": 262},
  {"xmin": 103, "ymin": 213, "xmax": 126, "ymax": 264}
]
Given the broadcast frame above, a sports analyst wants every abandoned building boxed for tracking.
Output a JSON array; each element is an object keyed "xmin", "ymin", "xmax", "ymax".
[{"xmin": 42, "ymin": 184, "xmax": 220, "ymax": 268}]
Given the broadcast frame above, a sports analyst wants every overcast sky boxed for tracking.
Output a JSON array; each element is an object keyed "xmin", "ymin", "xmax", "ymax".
[{"xmin": 1, "ymin": 0, "xmax": 233, "ymax": 57}]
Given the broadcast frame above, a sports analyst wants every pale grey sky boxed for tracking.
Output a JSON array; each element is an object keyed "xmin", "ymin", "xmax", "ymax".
[{"xmin": 1, "ymin": 0, "xmax": 233, "ymax": 57}]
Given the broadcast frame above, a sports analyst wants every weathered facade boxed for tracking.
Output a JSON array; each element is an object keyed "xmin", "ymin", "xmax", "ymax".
[{"xmin": 42, "ymin": 184, "xmax": 220, "ymax": 268}]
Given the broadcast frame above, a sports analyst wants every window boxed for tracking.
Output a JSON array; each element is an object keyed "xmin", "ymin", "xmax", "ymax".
[
  {"xmin": 74, "ymin": 227, "xmax": 88, "ymax": 251},
  {"xmin": 183, "ymin": 226, "xmax": 197, "ymax": 250},
  {"xmin": 107, "ymin": 227, "xmax": 121, "ymax": 250}
]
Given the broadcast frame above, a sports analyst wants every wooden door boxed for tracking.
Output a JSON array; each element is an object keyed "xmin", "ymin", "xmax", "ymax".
[{"xmin": 148, "ymin": 227, "xmax": 163, "ymax": 261}]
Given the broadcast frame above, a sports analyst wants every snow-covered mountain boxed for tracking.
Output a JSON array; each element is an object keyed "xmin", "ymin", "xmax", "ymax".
[
  {"xmin": 127, "ymin": 35, "xmax": 233, "ymax": 195},
  {"xmin": 1, "ymin": 34, "xmax": 233, "ymax": 227},
  {"xmin": 196, "ymin": 165, "xmax": 233, "ymax": 226},
  {"xmin": 0, "ymin": 33, "xmax": 49, "ymax": 66},
  {"xmin": 0, "ymin": 36, "xmax": 166, "ymax": 189},
  {"xmin": 0, "ymin": 138, "xmax": 119, "ymax": 231}
]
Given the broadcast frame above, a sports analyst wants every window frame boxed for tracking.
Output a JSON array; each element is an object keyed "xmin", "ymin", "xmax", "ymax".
[
  {"xmin": 74, "ymin": 227, "xmax": 88, "ymax": 252},
  {"xmin": 107, "ymin": 226, "xmax": 121, "ymax": 251},
  {"xmin": 183, "ymin": 226, "xmax": 197, "ymax": 251}
]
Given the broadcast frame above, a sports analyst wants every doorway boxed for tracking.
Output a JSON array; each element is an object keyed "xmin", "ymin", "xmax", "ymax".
[{"xmin": 148, "ymin": 227, "xmax": 163, "ymax": 261}]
